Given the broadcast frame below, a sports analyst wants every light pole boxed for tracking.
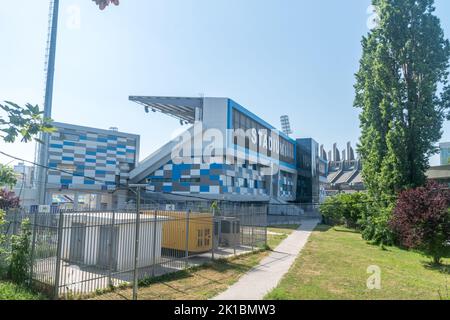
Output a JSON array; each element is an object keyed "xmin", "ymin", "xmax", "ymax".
[
  {"xmin": 128, "ymin": 184, "xmax": 147, "ymax": 301},
  {"xmin": 36, "ymin": 0, "xmax": 60, "ymax": 205},
  {"xmin": 35, "ymin": 0, "xmax": 120, "ymax": 204}
]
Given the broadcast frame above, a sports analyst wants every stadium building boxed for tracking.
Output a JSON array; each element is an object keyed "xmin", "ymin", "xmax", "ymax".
[
  {"xmin": 296, "ymin": 138, "xmax": 328, "ymax": 205},
  {"xmin": 128, "ymin": 96, "xmax": 297, "ymax": 204},
  {"xmin": 40, "ymin": 96, "xmax": 329, "ymax": 210},
  {"xmin": 44, "ymin": 122, "xmax": 140, "ymax": 210},
  {"xmin": 440, "ymin": 142, "xmax": 450, "ymax": 165}
]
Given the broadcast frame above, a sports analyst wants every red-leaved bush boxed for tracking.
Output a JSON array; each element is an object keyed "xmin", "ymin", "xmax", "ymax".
[
  {"xmin": 390, "ymin": 181, "xmax": 450, "ymax": 265},
  {"xmin": 0, "ymin": 189, "xmax": 20, "ymax": 210}
]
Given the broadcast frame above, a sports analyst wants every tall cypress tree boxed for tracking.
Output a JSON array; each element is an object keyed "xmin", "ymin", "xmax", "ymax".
[
  {"xmin": 355, "ymin": 0, "xmax": 450, "ymax": 243},
  {"xmin": 355, "ymin": 0, "xmax": 450, "ymax": 200}
]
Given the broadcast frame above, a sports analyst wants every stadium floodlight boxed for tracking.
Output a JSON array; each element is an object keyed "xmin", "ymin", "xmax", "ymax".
[
  {"xmin": 36, "ymin": 0, "xmax": 121, "ymax": 205},
  {"xmin": 280, "ymin": 115, "xmax": 293, "ymax": 136}
]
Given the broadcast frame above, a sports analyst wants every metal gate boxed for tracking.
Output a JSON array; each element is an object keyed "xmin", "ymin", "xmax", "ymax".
[
  {"xmin": 69, "ymin": 223, "xmax": 86, "ymax": 264},
  {"xmin": 97, "ymin": 226, "xmax": 119, "ymax": 271}
]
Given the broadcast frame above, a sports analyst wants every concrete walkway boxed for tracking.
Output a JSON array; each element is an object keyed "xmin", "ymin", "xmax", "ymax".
[{"xmin": 213, "ymin": 219, "xmax": 319, "ymax": 300}]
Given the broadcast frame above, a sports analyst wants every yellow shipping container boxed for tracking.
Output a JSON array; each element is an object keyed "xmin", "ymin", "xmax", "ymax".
[{"xmin": 142, "ymin": 211, "xmax": 214, "ymax": 253}]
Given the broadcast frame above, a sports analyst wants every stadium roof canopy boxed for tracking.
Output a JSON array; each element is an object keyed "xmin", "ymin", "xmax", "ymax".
[{"xmin": 129, "ymin": 96, "xmax": 204, "ymax": 124}]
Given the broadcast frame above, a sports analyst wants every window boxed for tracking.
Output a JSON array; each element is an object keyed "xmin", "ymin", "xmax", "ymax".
[
  {"xmin": 232, "ymin": 109, "xmax": 295, "ymax": 164},
  {"xmin": 197, "ymin": 230, "xmax": 204, "ymax": 247},
  {"xmin": 148, "ymin": 178, "xmax": 172, "ymax": 183},
  {"xmin": 180, "ymin": 178, "xmax": 201, "ymax": 184},
  {"xmin": 62, "ymin": 132, "xmax": 79, "ymax": 142},
  {"xmin": 100, "ymin": 194, "xmax": 110, "ymax": 210},
  {"xmin": 51, "ymin": 193, "xmax": 75, "ymax": 210},
  {"xmin": 204, "ymin": 229, "xmax": 211, "ymax": 246},
  {"xmin": 245, "ymin": 117, "xmax": 251, "ymax": 131},
  {"xmin": 260, "ymin": 180, "xmax": 267, "ymax": 190},
  {"xmin": 78, "ymin": 194, "xmax": 98, "ymax": 211},
  {"xmin": 233, "ymin": 109, "xmax": 240, "ymax": 130}
]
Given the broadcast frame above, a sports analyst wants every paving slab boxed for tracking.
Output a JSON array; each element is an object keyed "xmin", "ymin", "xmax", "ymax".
[{"xmin": 212, "ymin": 219, "xmax": 319, "ymax": 300}]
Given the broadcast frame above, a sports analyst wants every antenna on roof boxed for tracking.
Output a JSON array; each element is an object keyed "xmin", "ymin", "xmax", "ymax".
[{"xmin": 280, "ymin": 115, "xmax": 293, "ymax": 136}]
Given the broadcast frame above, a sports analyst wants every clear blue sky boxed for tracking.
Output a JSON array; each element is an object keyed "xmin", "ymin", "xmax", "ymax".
[{"xmin": 1, "ymin": 0, "xmax": 450, "ymax": 166}]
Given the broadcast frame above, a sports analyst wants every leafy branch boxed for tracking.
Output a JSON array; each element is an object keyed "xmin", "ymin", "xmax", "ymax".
[{"xmin": 0, "ymin": 101, "xmax": 55, "ymax": 144}]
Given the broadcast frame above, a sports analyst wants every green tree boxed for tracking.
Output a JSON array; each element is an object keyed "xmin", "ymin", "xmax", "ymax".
[
  {"xmin": 0, "ymin": 165, "xmax": 17, "ymax": 188},
  {"xmin": 354, "ymin": 0, "xmax": 450, "ymax": 241},
  {"xmin": 0, "ymin": 101, "xmax": 54, "ymax": 186}
]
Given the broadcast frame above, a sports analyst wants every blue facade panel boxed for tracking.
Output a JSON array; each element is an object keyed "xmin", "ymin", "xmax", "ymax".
[{"xmin": 47, "ymin": 123, "xmax": 139, "ymax": 191}]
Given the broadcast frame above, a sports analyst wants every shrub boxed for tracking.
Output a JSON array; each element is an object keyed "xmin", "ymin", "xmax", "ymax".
[
  {"xmin": 0, "ymin": 189, "xmax": 20, "ymax": 210},
  {"xmin": 320, "ymin": 196, "xmax": 340, "ymax": 225},
  {"xmin": 361, "ymin": 204, "xmax": 395, "ymax": 247},
  {"xmin": 390, "ymin": 181, "xmax": 450, "ymax": 265},
  {"xmin": 321, "ymin": 193, "xmax": 396, "ymax": 246},
  {"xmin": 7, "ymin": 219, "xmax": 32, "ymax": 284},
  {"xmin": 0, "ymin": 209, "xmax": 7, "ymax": 277},
  {"xmin": 320, "ymin": 192, "xmax": 369, "ymax": 228},
  {"xmin": 0, "ymin": 281, "xmax": 44, "ymax": 300}
]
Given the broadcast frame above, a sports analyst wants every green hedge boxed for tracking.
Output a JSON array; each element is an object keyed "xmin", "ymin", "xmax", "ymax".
[{"xmin": 320, "ymin": 192, "xmax": 370, "ymax": 229}]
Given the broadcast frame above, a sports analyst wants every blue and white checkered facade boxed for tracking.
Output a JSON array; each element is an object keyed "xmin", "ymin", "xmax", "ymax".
[
  {"xmin": 145, "ymin": 160, "xmax": 269, "ymax": 196},
  {"xmin": 46, "ymin": 123, "xmax": 139, "ymax": 191}
]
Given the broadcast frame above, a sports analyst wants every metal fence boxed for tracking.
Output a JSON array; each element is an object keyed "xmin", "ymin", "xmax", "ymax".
[
  {"xmin": 267, "ymin": 212, "xmax": 322, "ymax": 225},
  {"xmin": 267, "ymin": 203, "xmax": 322, "ymax": 226},
  {"xmin": 1, "ymin": 204, "xmax": 267, "ymax": 299}
]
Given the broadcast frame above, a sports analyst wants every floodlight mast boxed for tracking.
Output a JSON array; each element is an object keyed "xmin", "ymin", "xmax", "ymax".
[
  {"xmin": 36, "ymin": 0, "xmax": 60, "ymax": 205},
  {"xmin": 36, "ymin": 0, "xmax": 121, "ymax": 204},
  {"xmin": 280, "ymin": 115, "xmax": 293, "ymax": 136}
]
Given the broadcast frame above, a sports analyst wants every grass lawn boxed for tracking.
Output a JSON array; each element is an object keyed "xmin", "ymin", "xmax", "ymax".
[
  {"xmin": 265, "ymin": 225, "xmax": 450, "ymax": 300},
  {"xmin": 91, "ymin": 225, "xmax": 299, "ymax": 300},
  {"xmin": 0, "ymin": 281, "xmax": 46, "ymax": 300}
]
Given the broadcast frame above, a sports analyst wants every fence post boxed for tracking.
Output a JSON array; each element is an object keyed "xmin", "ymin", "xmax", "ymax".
[
  {"xmin": 132, "ymin": 188, "xmax": 141, "ymax": 301},
  {"xmin": 151, "ymin": 210, "xmax": 157, "ymax": 278},
  {"xmin": 264, "ymin": 205, "xmax": 269, "ymax": 247},
  {"xmin": 185, "ymin": 210, "xmax": 190, "ymax": 269},
  {"xmin": 233, "ymin": 218, "xmax": 237, "ymax": 256},
  {"xmin": 251, "ymin": 205, "xmax": 254, "ymax": 251},
  {"xmin": 53, "ymin": 210, "xmax": 64, "ymax": 300},
  {"xmin": 12, "ymin": 209, "xmax": 18, "ymax": 235},
  {"xmin": 264, "ymin": 207, "xmax": 268, "ymax": 247},
  {"xmin": 108, "ymin": 210, "xmax": 116, "ymax": 288},
  {"xmin": 211, "ymin": 208, "xmax": 215, "ymax": 261},
  {"xmin": 28, "ymin": 212, "xmax": 38, "ymax": 288}
]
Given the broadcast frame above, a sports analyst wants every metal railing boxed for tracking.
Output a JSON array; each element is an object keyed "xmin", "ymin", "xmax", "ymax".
[{"xmin": 1, "ymin": 204, "xmax": 267, "ymax": 300}]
